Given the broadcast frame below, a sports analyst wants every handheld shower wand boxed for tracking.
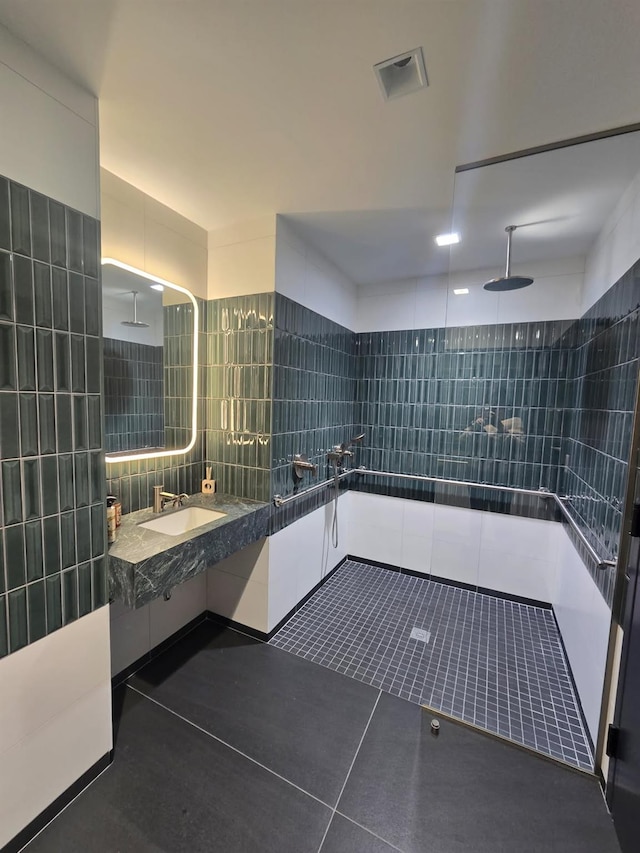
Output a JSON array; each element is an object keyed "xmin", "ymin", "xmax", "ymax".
[{"xmin": 328, "ymin": 433, "xmax": 365, "ymax": 548}]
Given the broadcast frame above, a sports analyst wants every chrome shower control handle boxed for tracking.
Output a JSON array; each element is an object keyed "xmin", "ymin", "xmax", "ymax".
[{"xmin": 293, "ymin": 454, "xmax": 318, "ymax": 480}]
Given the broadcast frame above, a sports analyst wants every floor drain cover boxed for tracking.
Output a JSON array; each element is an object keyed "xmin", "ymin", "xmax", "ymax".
[{"xmin": 410, "ymin": 628, "xmax": 431, "ymax": 642}]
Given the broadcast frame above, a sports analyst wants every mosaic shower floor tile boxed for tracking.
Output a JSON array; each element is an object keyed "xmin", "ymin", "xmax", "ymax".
[{"xmin": 269, "ymin": 560, "xmax": 594, "ymax": 772}]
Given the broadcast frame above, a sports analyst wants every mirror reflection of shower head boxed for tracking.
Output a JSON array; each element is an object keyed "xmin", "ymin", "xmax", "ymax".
[
  {"xmin": 121, "ymin": 290, "xmax": 150, "ymax": 327},
  {"xmin": 483, "ymin": 225, "xmax": 534, "ymax": 292}
]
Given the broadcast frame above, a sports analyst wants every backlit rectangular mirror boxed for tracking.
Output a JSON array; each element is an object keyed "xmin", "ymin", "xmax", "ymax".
[{"xmin": 101, "ymin": 259, "xmax": 199, "ymax": 463}]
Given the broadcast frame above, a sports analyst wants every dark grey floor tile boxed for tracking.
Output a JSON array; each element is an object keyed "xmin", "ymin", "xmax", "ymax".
[
  {"xmin": 130, "ymin": 620, "xmax": 379, "ymax": 805},
  {"xmin": 338, "ymin": 692, "xmax": 620, "ymax": 853},
  {"xmin": 321, "ymin": 814, "xmax": 399, "ymax": 853},
  {"xmin": 25, "ymin": 687, "xmax": 330, "ymax": 853}
]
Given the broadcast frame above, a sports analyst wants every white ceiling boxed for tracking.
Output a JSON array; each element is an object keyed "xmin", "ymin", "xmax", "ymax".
[
  {"xmin": 2, "ymin": 0, "xmax": 640, "ymax": 284},
  {"xmin": 283, "ymin": 129, "xmax": 640, "ymax": 283}
]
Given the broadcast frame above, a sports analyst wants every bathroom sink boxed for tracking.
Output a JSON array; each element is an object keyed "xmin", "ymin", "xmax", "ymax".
[{"xmin": 139, "ymin": 506, "xmax": 227, "ymax": 536}]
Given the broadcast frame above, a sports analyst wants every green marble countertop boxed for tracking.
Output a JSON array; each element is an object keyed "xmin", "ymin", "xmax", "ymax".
[{"xmin": 108, "ymin": 492, "xmax": 271, "ymax": 608}]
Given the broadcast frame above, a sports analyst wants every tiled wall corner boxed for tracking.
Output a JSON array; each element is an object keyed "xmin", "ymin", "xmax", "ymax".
[
  {"xmin": 562, "ymin": 259, "xmax": 640, "ymax": 606},
  {"xmin": 270, "ymin": 293, "xmax": 359, "ymax": 531}
]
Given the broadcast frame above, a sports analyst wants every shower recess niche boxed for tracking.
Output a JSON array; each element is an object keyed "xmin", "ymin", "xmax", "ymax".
[{"xmin": 101, "ymin": 259, "xmax": 199, "ymax": 463}]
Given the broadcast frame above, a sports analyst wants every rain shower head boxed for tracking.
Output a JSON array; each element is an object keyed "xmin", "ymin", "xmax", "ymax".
[
  {"xmin": 121, "ymin": 291, "xmax": 150, "ymax": 328},
  {"xmin": 483, "ymin": 225, "xmax": 534, "ymax": 292}
]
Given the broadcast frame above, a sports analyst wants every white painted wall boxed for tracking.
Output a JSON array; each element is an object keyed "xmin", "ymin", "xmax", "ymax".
[
  {"xmin": 0, "ymin": 25, "xmax": 99, "ymax": 217},
  {"xmin": 583, "ymin": 164, "xmax": 640, "ymax": 313},
  {"xmin": 102, "ymin": 169, "xmax": 209, "ymax": 301},
  {"xmin": 0, "ymin": 26, "xmax": 111, "ymax": 849},
  {"xmin": 276, "ymin": 216, "xmax": 358, "ymax": 330},
  {"xmin": 0, "ymin": 608, "xmax": 112, "ymax": 849},
  {"xmin": 355, "ymin": 256, "xmax": 585, "ymax": 333},
  {"xmin": 208, "ymin": 215, "xmax": 276, "ymax": 299}
]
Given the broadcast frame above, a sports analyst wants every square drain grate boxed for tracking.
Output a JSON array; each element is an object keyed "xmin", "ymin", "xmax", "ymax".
[{"xmin": 410, "ymin": 627, "xmax": 431, "ymax": 642}]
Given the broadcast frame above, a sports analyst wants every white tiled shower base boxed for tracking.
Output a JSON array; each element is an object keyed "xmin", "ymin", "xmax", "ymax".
[{"xmin": 269, "ymin": 560, "xmax": 594, "ymax": 772}]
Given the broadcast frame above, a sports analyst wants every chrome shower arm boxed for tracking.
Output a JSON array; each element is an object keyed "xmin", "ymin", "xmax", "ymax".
[{"xmin": 504, "ymin": 225, "xmax": 516, "ymax": 277}]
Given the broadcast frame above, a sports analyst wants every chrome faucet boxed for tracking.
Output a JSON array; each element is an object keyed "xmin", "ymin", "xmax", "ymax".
[
  {"xmin": 153, "ymin": 486, "xmax": 188, "ymax": 513},
  {"xmin": 327, "ymin": 433, "xmax": 365, "ymax": 466}
]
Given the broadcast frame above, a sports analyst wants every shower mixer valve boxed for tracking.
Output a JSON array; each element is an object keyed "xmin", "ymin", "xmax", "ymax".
[
  {"xmin": 292, "ymin": 453, "xmax": 318, "ymax": 482},
  {"xmin": 327, "ymin": 434, "xmax": 366, "ymax": 468}
]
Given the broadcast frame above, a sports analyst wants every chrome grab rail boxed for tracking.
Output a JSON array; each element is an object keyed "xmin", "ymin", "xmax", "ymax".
[
  {"xmin": 272, "ymin": 465, "xmax": 617, "ymax": 571},
  {"xmin": 273, "ymin": 469, "xmax": 354, "ymax": 507},
  {"xmin": 354, "ymin": 468, "xmax": 553, "ymax": 499},
  {"xmin": 552, "ymin": 494, "xmax": 617, "ymax": 570},
  {"xmin": 355, "ymin": 468, "xmax": 617, "ymax": 571}
]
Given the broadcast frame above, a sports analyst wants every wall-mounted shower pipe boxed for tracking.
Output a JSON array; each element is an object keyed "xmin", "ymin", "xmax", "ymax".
[{"xmin": 355, "ymin": 468, "xmax": 617, "ymax": 571}]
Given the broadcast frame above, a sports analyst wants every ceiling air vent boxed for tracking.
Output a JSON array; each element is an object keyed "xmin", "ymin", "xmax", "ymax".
[{"xmin": 374, "ymin": 47, "xmax": 428, "ymax": 100}]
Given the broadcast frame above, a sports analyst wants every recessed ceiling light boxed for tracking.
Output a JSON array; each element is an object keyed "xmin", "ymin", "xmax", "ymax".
[
  {"xmin": 150, "ymin": 284, "xmax": 164, "ymax": 291},
  {"xmin": 453, "ymin": 288, "xmax": 469, "ymax": 296},
  {"xmin": 374, "ymin": 47, "xmax": 428, "ymax": 100},
  {"xmin": 435, "ymin": 232, "xmax": 460, "ymax": 247}
]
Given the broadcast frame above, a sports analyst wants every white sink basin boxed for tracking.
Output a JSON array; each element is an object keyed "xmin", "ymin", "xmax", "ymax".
[{"xmin": 140, "ymin": 506, "xmax": 227, "ymax": 536}]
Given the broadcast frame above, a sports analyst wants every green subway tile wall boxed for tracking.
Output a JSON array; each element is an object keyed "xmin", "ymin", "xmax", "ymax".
[
  {"xmin": 0, "ymin": 174, "xmax": 107, "ymax": 659},
  {"xmin": 356, "ymin": 321, "xmax": 572, "ymax": 492},
  {"xmin": 271, "ymin": 294, "xmax": 358, "ymax": 508},
  {"xmin": 562, "ymin": 260, "xmax": 640, "ymax": 606}
]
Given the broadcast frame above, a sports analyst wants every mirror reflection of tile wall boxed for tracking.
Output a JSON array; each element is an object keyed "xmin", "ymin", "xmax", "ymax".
[
  {"xmin": 164, "ymin": 301, "xmax": 195, "ymax": 450},
  {"xmin": 103, "ymin": 338, "xmax": 164, "ymax": 452}
]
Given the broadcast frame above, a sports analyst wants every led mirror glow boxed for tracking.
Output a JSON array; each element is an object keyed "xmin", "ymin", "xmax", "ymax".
[{"xmin": 102, "ymin": 259, "xmax": 199, "ymax": 464}]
